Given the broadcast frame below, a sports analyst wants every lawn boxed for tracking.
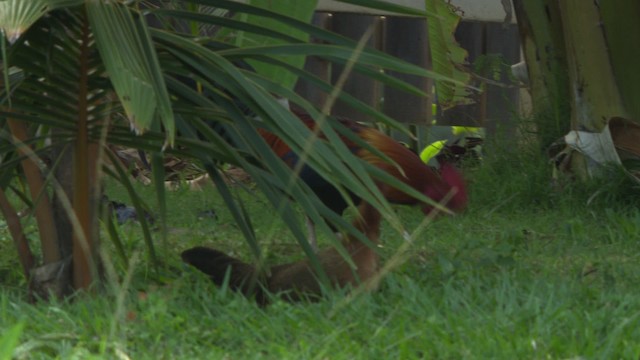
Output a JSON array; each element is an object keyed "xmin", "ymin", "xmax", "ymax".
[{"xmin": 1, "ymin": 151, "xmax": 640, "ymax": 359}]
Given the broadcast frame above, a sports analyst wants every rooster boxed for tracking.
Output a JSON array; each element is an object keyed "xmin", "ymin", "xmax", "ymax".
[
  {"xmin": 256, "ymin": 109, "xmax": 468, "ymax": 248},
  {"xmin": 181, "ymin": 107, "xmax": 468, "ymax": 303},
  {"xmin": 181, "ymin": 201, "xmax": 382, "ymax": 305},
  {"xmin": 173, "ymin": 75, "xmax": 466, "ymax": 242}
]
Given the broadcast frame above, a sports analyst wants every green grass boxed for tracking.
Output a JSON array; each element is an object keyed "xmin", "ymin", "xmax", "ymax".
[{"xmin": 2, "ymin": 149, "xmax": 640, "ymax": 359}]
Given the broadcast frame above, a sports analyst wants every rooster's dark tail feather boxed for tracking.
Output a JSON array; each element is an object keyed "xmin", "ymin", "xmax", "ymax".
[{"xmin": 181, "ymin": 246, "xmax": 266, "ymax": 303}]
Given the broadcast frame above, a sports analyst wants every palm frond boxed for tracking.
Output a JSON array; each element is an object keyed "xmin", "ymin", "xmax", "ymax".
[
  {"xmin": 0, "ymin": 0, "xmax": 82, "ymax": 43},
  {"xmin": 88, "ymin": 1, "xmax": 175, "ymax": 145}
]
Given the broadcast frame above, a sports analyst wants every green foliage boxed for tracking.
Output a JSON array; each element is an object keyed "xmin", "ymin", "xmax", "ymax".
[
  {"xmin": 513, "ymin": 1, "xmax": 571, "ymax": 148},
  {"xmin": 0, "ymin": 0, "xmax": 83, "ymax": 43},
  {"xmin": 425, "ymin": 0, "xmax": 473, "ymax": 109},
  {"xmin": 0, "ymin": 0, "xmax": 453, "ymax": 294},
  {"xmin": 217, "ymin": 0, "xmax": 318, "ymax": 90},
  {"xmin": 472, "ymin": 54, "xmax": 513, "ymax": 83},
  {"xmin": 88, "ymin": 1, "xmax": 175, "ymax": 144},
  {"xmin": 532, "ymin": 96, "xmax": 571, "ymax": 151},
  {"xmin": 0, "ymin": 321, "xmax": 23, "ymax": 360},
  {"xmin": 2, "ymin": 168, "xmax": 640, "ymax": 358},
  {"xmin": 471, "ymin": 117, "xmax": 640, "ymax": 213},
  {"xmin": 468, "ymin": 123, "xmax": 556, "ymax": 210},
  {"xmin": 600, "ymin": 1, "xmax": 640, "ymax": 127},
  {"xmin": 573, "ymin": 164, "xmax": 640, "ymax": 209}
]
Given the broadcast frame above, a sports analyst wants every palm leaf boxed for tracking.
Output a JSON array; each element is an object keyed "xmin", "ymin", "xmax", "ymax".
[
  {"xmin": 151, "ymin": 4, "xmax": 458, "ymax": 235},
  {"xmin": 87, "ymin": 1, "xmax": 175, "ymax": 145},
  {"xmin": 425, "ymin": 0, "xmax": 473, "ymax": 109},
  {"xmin": 104, "ymin": 150, "xmax": 158, "ymax": 271},
  {"xmin": 0, "ymin": 0, "xmax": 465, "ymax": 296},
  {"xmin": 0, "ymin": 321, "xmax": 24, "ymax": 360},
  {"xmin": 219, "ymin": 0, "xmax": 317, "ymax": 90},
  {"xmin": 0, "ymin": 0, "xmax": 82, "ymax": 43},
  {"xmin": 336, "ymin": 0, "xmax": 431, "ymax": 16}
]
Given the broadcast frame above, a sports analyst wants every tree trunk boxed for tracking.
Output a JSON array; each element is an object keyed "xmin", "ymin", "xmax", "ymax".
[
  {"xmin": 513, "ymin": 0, "xmax": 640, "ymax": 177},
  {"xmin": 512, "ymin": 1, "xmax": 570, "ymax": 149}
]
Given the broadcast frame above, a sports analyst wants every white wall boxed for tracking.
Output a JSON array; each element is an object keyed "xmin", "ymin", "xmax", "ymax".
[{"xmin": 316, "ymin": 0, "xmax": 516, "ymax": 23}]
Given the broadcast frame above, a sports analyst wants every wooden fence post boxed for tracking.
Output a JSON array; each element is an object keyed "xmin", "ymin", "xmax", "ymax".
[
  {"xmin": 329, "ymin": 14, "xmax": 382, "ymax": 122},
  {"xmin": 293, "ymin": 13, "xmax": 332, "ymax": 110},
  {"xmin": 382, "ymin": 16, "xmax": 433, "ymax": 150},
  {"xmin": 382, "ymin": 16, "xmax": 433, "ymax": 126},
  {"xmin": 439, "ymin": 21, "xmax": 521, "ymax": 139}
]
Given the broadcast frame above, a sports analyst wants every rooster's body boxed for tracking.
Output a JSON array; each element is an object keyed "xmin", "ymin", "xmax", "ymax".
[
  {"xmin": 182, "ymin": 107, "xmax": 468, "ymax": 304},
  {"xmin": 258, "ymin": 111, "xmax": 467, "ymax": 233}
]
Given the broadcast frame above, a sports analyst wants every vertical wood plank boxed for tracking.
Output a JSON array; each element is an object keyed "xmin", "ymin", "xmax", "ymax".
[
  {"xmin": 293, "ymin": 13, "xmax": 332, "ymax": 110},
  {"xmin": 439, "ymin": 21, "xmax": 485, "ymax": 127},
  {"xmin": 382, "ymin": 17, "xmax": 433, "ymax": 126},
  {"xmin": 329, "ymin": 14, "xmax": 381, "ymax": 122},
  {"xmin": 439, "ymin": 21, "xmax": 521, "ymax": 139},
  {"xmin": 484, "ymin": 23, "xmax": 521, "ymax": 137}
]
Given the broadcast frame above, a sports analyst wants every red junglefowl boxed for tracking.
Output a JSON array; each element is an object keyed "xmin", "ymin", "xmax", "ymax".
[
  {"xmin": 181, "ymin": 201, "xmax": 382, "ymax": 305},
  {"xmin": 182, "ymin": 108, "xmax": 468, "ymax": 304},
  {"xmin": 256, "ymin": 109, "xmax": 468, "ymax": 248}
]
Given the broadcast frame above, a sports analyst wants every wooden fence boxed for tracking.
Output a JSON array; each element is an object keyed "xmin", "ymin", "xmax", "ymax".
[{"xmin": 295, "ymin": 12, "xmax": 522, "ymax": 147}]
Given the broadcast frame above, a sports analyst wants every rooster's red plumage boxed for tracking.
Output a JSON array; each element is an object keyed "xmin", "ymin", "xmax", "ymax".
[
  {"xmin": 258, "ymin": 110, "xmax": 467, "ymax": 222},
  {"xmin": 182, "ymin": 105, "xmax": 468, "ymax": 304}
]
